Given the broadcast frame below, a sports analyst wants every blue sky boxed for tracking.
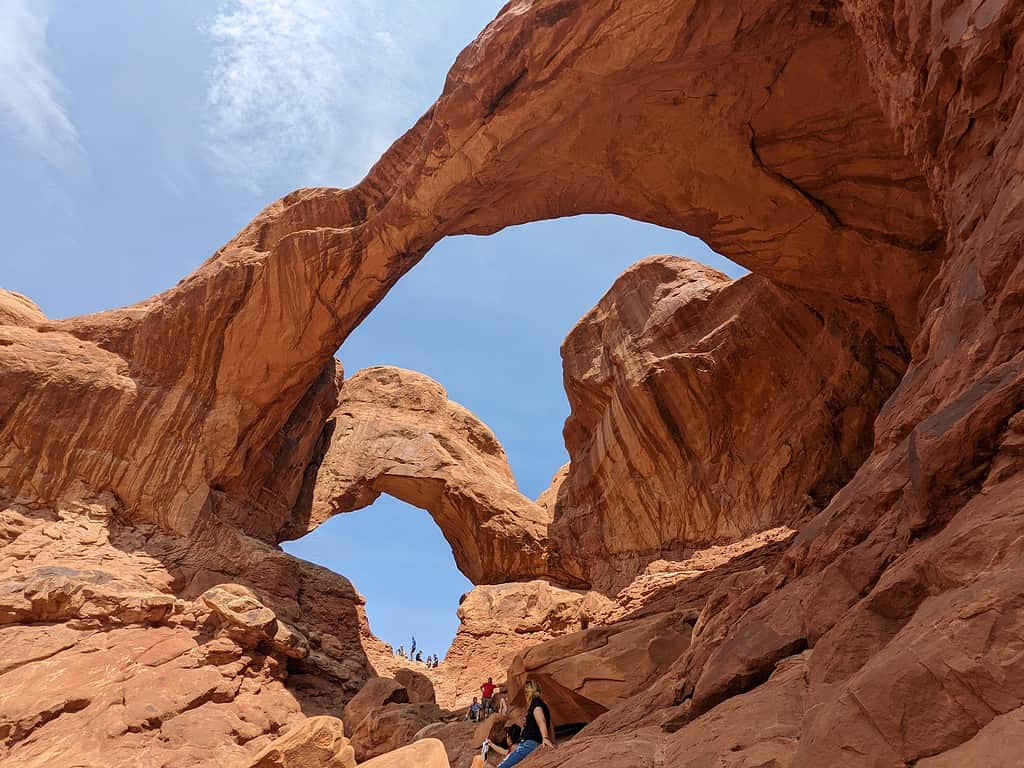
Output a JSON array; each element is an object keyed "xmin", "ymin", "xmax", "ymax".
[{"xmin": 0, "ymin": 1, "xmax": 740, "ymax": 656}]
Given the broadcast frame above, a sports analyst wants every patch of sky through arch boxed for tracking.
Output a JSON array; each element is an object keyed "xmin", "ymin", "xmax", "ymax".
[{"xmin": 283, "ymin": 216, "xmax": 745, "ymax": 655}]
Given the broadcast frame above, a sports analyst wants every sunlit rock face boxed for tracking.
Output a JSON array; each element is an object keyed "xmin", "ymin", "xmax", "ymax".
[
  {"xmin": 1, "ymin": 0, "xmax": 1023, "ymax": 766},
  {"xmin": 289, "ymin": 366, "xmax": 577, "ymax": 587},
  {"xmin": 0, "ymin": 0, "xmax": 937, "ymax": 548},
  {"xmin": 549, "ymin": 255, "xmax": 907, "ymax": 592},
  {"xmin": 0, "ymin": 496, "xmax": 377, "ymax": 767}
]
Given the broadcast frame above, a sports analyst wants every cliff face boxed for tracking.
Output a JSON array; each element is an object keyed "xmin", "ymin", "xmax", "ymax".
[
  {"xmin": 2, "ymin": 0, "xmax": 1023, "ymax": 766},
  {"xmin": 551, "ymin": 255, "xmax": 906, "ymax": 592}
]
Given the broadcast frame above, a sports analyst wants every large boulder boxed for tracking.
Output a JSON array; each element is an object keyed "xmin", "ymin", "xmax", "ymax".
[
  {"xmin": 507, "ymin": 611, "xmax": 693, "ymax": 726},
  {"xmin": 341, "ymin": 677, "xmax": 409, "ymax": 734},
  {"xmin": 349, "ymin": 702, "xmax": 445, "ymax": 762},
  {"xmin": 358, "ymin": 738, "xmax": 450, "ymax": 768},
  {"xmin": 200, "ymin": 584, "xmax": 310, "ymax": 659},
  {"xmin": 414, "ymin": 720, "xmax": 478, "ymax": 768},
  {"xmin": 244, "ymin": 716, "xmax": 355, "ymax": 768},
  {"xmin": 394, "ymin": 667, "xmax": 437, "ymax": 705}
]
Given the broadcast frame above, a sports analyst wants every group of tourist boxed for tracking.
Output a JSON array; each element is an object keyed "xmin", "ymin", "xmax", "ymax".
[{"xmin": 394, "ymin": 637, "xmax": 440, "ymax": 668}]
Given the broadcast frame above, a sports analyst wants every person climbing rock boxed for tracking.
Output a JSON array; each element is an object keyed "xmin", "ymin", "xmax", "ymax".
[
  {"xmin": 480, "ymin": 676, "xmax": 497, "ymax": 716},
  {"xmin": 488, "ymin": 680, "xmax": 554, "ymax": 766}
]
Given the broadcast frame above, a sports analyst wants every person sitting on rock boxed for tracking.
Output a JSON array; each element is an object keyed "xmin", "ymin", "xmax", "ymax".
[
  {"xmin": 489, "ymin": 680, "xmax": 555, "ymax": 767},
  {"xmin": 467, "ymin": 697, "xmax": 482, "ymax": 722},
  {"xmin": 480, "ymin": 677, "xmax": 497, "ymax": 716},
  {"xmin": 415, "ymin": 650, "xmax": 423, "ymax": 663},
  {"xmin": 482, "ymin": 724, "xmax": 520, "ymax": 763}
]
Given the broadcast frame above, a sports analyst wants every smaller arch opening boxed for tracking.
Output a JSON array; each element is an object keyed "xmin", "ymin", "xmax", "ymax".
[{"xmin": 282, "ymin": 494, "xmax": 472, "ymax": 661}]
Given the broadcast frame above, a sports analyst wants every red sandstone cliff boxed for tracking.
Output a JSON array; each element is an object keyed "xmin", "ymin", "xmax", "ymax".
[
  {"xmin": 1, "ymin": 0, "xmax": 1023, "ymax": 766},
  {"xmin": 550, "ymin": 255, "xmax": 906, "ymax": 592}
]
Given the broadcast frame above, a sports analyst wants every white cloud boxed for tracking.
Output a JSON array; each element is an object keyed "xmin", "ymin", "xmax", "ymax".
[
  {"xmin": 204, "ymin": 0, "xmax": 435, "ymax": 190},
  {"xmin": 0, "ymin": 0, "xmax": 81, "ymax": 168}
]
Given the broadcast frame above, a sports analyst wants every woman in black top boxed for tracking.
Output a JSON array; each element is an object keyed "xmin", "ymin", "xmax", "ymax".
[{"xmin": 491, "ymin": 680, "xmax": 555, "ymax": 767}]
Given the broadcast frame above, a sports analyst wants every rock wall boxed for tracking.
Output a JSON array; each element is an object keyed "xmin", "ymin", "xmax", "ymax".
[
  {"xmin": 0, "ymin": 495, "xmax": 376, "ymax": 767},
  {"xmin": 550, "ymin": 255, "xmax": 906, "ymax": 591}
]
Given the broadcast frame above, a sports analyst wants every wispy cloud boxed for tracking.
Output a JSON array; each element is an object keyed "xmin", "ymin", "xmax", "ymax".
[
  {"xmin": 204, "ymin": 0, "xmax": 433, "ymax": 190},
  {"xmin": 0, "ymin": 0, "xmax": 80, "ymax": 168}
]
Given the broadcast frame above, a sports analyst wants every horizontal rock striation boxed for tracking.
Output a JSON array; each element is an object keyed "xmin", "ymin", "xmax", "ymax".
[{"xmin": 0, "ymin": 0, "xmax": 938, "ymax": 560}]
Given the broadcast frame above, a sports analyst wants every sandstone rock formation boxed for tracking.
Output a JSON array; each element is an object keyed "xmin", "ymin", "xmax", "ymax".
[
  {"xmin": 349, "ymin": 702, "xmax": 445, "ymax": 762},
  {"xmin": 0, "ymin": 0, "xmax": 938, "ymax": 563},
  {"xmin": 341, "ymin": 677, "xmax": 410, "ymax": 734},
  {"xmin": 393, "ymin": 668, "xmax": 437, "ymax": 705},
  {"xmin": 437, "ymin": 580, "xmax": 612, "ymax": 709},
  {"xmin": 413, "ymin": 720, "xmax": 478, "ymax": 768},
  {"xmin": 358, "ymin": 738, "xmax": 450, "ymax": 768},
  {"xmin": 506, "ymin": 611, "xmax": 693, "ymax": 727},
  {"xmin": 0, "ymin": 496, "xmax": 376, "ymax": 767},
  {"xmin": 550, "ymin": 255, "xmax": 906, "ymax": 590},
  {"xmin": 244, "ymin": 716, "xmax": 355, "ymax": 768},
  {"xmin": 293, "ymin": 366, "xmax": 574, "ymax": 586},
  {"xmin": 1, "ymin": 0, "xmax": 1022, "ymax": 766}
]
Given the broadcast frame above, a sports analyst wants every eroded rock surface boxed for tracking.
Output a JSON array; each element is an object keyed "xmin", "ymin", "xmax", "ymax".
[
  {"xmin": 0, "ymin": 498, "xmax": 375, "ymax": 768},
  {"xmin": 0, "ymin": 0, "xmax": 938, "ymax": 563},
  {"xmin": 295, "ymin": 366, "xmax": 572, "ymax": 586},
  {"xmin": 358, "ymin": 738, "xmax": 450, "ymax": 768},
  {"xmin": 550, "ymin": 256, "xmax": 905, "ymax": 590},
  {"xmin": 244, "ymin": 716, "xmax": 355, "ymax": 768},
  {"xmin": 507, "ymin": 611, "xmax": 693, "ymax": 727},
  {"xmin": 1, "ymin": 0, "xmax": 1022, "ymax": 766},
  {"xmin": 437, "ymin": 581, "xmax": 613, "ymax": 710}
]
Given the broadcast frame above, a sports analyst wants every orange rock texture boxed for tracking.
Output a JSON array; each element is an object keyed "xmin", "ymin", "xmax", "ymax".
[
  {"xmin": 550, "ymin": 255, "xmax": 906, "ymax": 591},
  {"xmin": 294, "ymin": 366, "xmax": 575, "ymax": 586},
  {"xmin": 1, "ymin": 0, "xmax": 1022, "ymax": 766}
]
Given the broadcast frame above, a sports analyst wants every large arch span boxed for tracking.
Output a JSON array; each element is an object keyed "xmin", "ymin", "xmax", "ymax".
[{"xmin": 0, "ymin": 0, "xmax": 939, "ymax": 580}]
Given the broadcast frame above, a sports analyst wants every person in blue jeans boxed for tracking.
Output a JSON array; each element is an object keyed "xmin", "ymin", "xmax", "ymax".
[{"xmin": 488, "ymin": 680, "xmax": 555, "ymax": 766}]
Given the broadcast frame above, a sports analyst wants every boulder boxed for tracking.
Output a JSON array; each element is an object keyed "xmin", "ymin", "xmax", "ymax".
[
  {"xmin": 349, "ymin": 702, "xmax": 444, "ymax": 762},
  {"xmin": 244, "ymin": 716, "xmax": 355, "ymax": 768},
  {"xmin": 507, "ymin": 612, "xmax": 692, "ymax": 726},
  {"xmin": 394, "ymin": 667, "xmax": 436, "ymax": 704},
  {"xmin": 414, "ymin": 720, "xmax": 478, "ymax": 768},
  {"xmin": 341, "ymin": 677, "xmax": 409, "ymax": 733},
  {"xmin": 358, "ymin": 738, "xmax": 450, "ymax": 768},
  {"xmin": 200, "ymin": 584, "xmax": 309, "ymax": 660}
]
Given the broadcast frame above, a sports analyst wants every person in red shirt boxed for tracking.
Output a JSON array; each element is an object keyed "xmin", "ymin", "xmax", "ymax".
[{"xmin": 480, "ymin": 677, "xmax": 497, "ymax": 716}]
